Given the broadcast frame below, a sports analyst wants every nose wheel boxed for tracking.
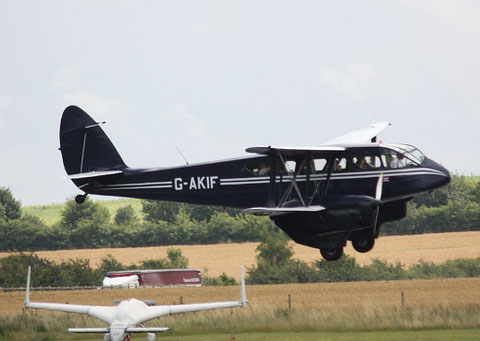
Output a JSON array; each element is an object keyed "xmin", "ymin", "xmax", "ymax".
[{"xmin": 320, "ymin": 247, "xmax": 344, "ymax": 261}]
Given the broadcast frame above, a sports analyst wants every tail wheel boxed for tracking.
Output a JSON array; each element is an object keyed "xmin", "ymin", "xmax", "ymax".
[
  {"xmin": 75, "ymin": 194, "xmax": 87, "ymax": 204},
  {"xmin": 320, "ymin": 247, "xmax": 343, "ymax": 261},
  {"xmin": 352, "ymin": 238, "xmax": 375, "ymax": 253}
]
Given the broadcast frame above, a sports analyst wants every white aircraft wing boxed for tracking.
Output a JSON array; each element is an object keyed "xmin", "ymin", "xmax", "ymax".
[
  {"xmin": 322, "ymin": 121, "xmax": 391, "ymax": 145},
  {"xmin": 132, "ymin": 265, "xmax": 247, "ymax": 325},
  {"xmin": 24, "ymin": 267, "xmax": 116, "ymax": 324}
]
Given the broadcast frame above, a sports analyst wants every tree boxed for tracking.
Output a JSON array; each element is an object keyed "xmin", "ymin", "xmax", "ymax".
[
  {"xmin": 0, "ymin": 187, "xmax": 21, "ymax": 220},
  {"xmin": 98, "ymin": 254, "xmax": 126, "ymax": 273},
  {"xmin": 114, "ymin": 205, "xmax": 138, "ymax": 225},
  {"xmin": 413, "ymin": 175, "xmax": 471, "ymax": 208},
  {"xmin": 142, "ymin": 200, "xmax": 180, "ymax": 224},
  {"xmin": 255, "ymin": 230, "xmax": 293, "ymax": 267},
  {"xmin": 60, "ymin": 197, "xmax": 110, "ymax": 230},
  {"xmin": 471, "ymin": 180, "xmax": 480, "ymax": 203},
  {"xmin": 165, "ymin": 248, "xmax": 188, "ymax": 268}
]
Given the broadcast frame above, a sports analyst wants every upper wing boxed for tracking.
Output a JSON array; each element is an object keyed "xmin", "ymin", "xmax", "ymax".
[
  {"xmin": 246, "ymin": 146, "xmax": 345, "ymax": 156},
  {"xmin": 322, "ymin": 121, "xmax": 391, "ymax": 145},
  {"xmin": 132, "ymin": 265, "xmax": 247, "ymax": 325},
  {"xmin": 246, "ymin": 122, "xmax": 390, "ymax": 156},
  {"xmin": 24, "ymin": 267, "xmax": 115, "ymax": 324}
]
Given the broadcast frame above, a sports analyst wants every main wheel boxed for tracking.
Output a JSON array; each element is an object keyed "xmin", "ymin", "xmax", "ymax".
[
  {"xmin": 352, "ymin": 238, "xmax": 375, "ymax": 253},
  {"xmin": 320, "ymin": 247, "xmax": 344, "ymax": 261}
]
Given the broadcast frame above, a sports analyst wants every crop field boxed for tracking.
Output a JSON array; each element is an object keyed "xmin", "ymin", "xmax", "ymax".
[
  {"xmin": 2, "ymin": 231, "xmax": 479, "ymax": 280},
  {"xmin": 2, "ymin": 278, "xmax": 480, "ymax": 340}
]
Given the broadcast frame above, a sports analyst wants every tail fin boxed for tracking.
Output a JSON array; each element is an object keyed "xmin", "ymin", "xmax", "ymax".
[
  {"xmin": 240, "ymin": 265, "xmax": 247, "ymax": 308},
  {"xmin": 59, "ymin": 106, "xmax": 127, "ymax": 176},
  {"xmin": 25, "ymin": 266, "xmax": 31, "ymax": 307}
]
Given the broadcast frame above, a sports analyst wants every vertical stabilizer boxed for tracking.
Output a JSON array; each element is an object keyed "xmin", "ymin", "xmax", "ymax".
[
  {"xmin": 24, "ymin": 266, "xmax": 31, "ymax": 307},
  {"xmin": 60, "ymin": 106, "xmax": 127, "ymax": 176},
  {"xmin": 240, "ymin": 265, "xmax": 247, "ymax": 308}
]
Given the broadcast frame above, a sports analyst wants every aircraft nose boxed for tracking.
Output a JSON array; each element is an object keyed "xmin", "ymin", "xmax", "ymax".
[{"xmin": 423, "ymin": 157, "xmax": 451, "ymax": 187}]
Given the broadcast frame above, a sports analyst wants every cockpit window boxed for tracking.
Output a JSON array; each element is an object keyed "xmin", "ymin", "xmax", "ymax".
[
  {"xmin": 381, "ymin": 147, "xmax": 421, "ymax": 168},
  {"xmin": 385, "ymin": 144, "xmax": 425, "ymax": 165}
]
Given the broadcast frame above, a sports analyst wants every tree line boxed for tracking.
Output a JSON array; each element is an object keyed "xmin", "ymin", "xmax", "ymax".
[
  {"xmin": 1, "ymin": 174, "xmax": 480, "ymax": 251},
  {"xmin": 247, "ymin": 230, "xmax": 480, "ymax": 284},
  {"xmin": 0, "ymin": 249, "xmax": 235, "ymax": 288},
  {"xmin": 2, "ymin": 232, "xmax": 479, "ymax": 288}
]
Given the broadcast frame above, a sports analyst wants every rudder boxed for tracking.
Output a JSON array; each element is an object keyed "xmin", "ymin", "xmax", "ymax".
[{"xmin": 59, "ymin": 106, "xmax": 127, "ymax": 175}]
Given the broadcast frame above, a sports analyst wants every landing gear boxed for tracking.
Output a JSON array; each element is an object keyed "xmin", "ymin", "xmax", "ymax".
[
  {"xmin": 75, "ymin": 194, "xmax": 87, "ymax": 204},
  {"xmin": 320, "ymin": 247, "xmax": 344, "ymax": 261},
  {"xmin": 352, "ymin": 238, "xmax": 375, "ymax": 253}
]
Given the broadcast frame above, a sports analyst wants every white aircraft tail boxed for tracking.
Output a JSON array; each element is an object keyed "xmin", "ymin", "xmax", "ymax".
[
  {"xmin": 240, "ymin": 265, "xmax": 247, "ymax": 308},
  {"xmin": 24, "ymin": 266, "xmax": 31, "ymax": 307}
]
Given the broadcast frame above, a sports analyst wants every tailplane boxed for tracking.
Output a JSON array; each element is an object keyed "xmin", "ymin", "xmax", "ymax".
[{"xmin": 59, "ymin": 106, "xmax": 127, "ymax": 176}]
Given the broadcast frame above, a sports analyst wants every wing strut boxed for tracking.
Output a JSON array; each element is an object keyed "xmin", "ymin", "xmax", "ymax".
[{"xmin": 278, "ymin": 152, "xmax": 307, "ymax": 208}]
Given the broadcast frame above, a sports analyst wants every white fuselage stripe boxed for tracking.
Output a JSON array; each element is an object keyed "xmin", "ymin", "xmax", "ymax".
[{"xmin": 97, "ymin": 168, "xmax": 447, "ymax": 190}]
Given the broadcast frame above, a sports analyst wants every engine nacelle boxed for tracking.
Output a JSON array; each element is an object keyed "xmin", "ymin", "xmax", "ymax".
[
  {"xmin": 146, "ymin": 333, "xmax": 156, "ymax": 341},
  {"xmin": 104, "ymin": 333, "xmax": 112, "ymax": 341}
]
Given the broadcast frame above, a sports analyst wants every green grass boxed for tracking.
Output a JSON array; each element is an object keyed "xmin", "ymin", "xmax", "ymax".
[
  {"xmin": 22, "ymin": 199, "xmax": 143, "ymax": 226},
  {"xmin": 2, "ymin": 305, "xmax": 480, "ymax": 340},
  {"xmin": 2, "ymin": 329, "xmax": 480, "ymax": 341},
  {"xmin": 152, "ymin": 330, "xmax": 480, "ymax": 341}
]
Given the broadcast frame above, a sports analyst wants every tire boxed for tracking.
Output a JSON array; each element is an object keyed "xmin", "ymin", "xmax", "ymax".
[
  {"xmin": 75, "ymin": 194, "xmax": 86, "ymax": 204},
  {"xmin": 352, "ymin": 238, "xmax": 375, "ymax": 253},
  {"xmin": 320, "ymin": 247, "xmax": 344, "ymax": 261}
]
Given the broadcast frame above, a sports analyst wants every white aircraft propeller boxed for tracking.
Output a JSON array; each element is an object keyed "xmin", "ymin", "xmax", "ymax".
[
  {"xmin": 375, "ymin": 172, "xmax": 384, "ymax": 201},
  {"xmin": 373, "ymin": 172, "xmax": 384, "ymax": 236}
]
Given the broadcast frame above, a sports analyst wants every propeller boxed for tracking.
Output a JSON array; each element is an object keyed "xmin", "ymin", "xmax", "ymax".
[
  {"xmin": 375, "ymin": 172, "xmax": 383, "ymax": 201},
  {"xmin": 373, "ymin": 172, "xmax": 383, "ymax": 237}
]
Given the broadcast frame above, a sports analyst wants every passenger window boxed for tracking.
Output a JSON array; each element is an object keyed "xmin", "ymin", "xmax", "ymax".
[
  {"xmin": 285, "ymin": 161, "xmax": 296, "ymax": 173},
  {"xmin": 245, "ymin": 162, "xmax": 271, "ymax": 176},
  {"xmin": 333, "ymin": 158, "xmax": 347, "ymax": 172},
  {"xmin": 351, "ymin": 155, "xmax": 382, "ymax": 170},
  {"xmin": 313, "ymin": 159, "xmax": 327, "ymax": 173}
]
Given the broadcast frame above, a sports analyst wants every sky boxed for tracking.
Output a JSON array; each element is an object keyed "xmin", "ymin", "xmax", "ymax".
[{"xmin": 1, "ymin": 1, "xmax": 479, "ymax": 206}]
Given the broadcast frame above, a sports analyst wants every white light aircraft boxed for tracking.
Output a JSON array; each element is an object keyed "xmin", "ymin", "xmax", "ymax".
[{"xmin": 24, "ymin": 266, "xmax": 247, "ymax": 341}]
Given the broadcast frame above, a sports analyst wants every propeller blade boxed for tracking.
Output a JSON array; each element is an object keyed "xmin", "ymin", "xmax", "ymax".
[{"xmin": 375, "ymin": 172, "xmax": 383, "ymax": 201}]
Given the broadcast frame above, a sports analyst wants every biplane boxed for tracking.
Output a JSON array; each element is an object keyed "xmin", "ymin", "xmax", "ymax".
[{"xmin": 60, "ymin": 106, "xmax": 450, "ymax": 260}]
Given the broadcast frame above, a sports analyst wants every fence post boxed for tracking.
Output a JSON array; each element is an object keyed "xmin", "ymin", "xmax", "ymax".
[
  {"xmin": 401, "ymin": 291, "xmax": 405, "ymax": 309},
  {"xmin": 288, "ymin": 293, "xmax": 291, "ymax": 311},
  {"xmin": 180, "ymin": 296, "xmax": 183, "ymax": 304}
]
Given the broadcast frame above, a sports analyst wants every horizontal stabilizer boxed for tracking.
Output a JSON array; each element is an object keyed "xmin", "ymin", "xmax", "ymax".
[
  {"xmin": 243, "ymin": 205, "xmax": 325, "ymax": 216},
  {"xmin": 126, "ymin": 327, "xmax": 169, "ymax": 333},
  {"xmin": 68, "ymin": 328, "xmax": 109, "ymax": 333},
  {"xmin": 66, "ymin": 170, "xmax": 123, "ymax": 179}
]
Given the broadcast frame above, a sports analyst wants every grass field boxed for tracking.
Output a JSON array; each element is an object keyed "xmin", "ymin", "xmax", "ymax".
[
  {"xmin": 2, "ymin": 231, "xmax": 479, "ymax": 280},
  {"xmin": 22, "ymin": 198, "xmax": 144, "ymax": 226},
  {"xmin": 2, "ymin": 278, "xmax": 480, "ymax": 339},
  {"xmin": 3, "ymin": 329, "xmax": 480, "ymax": 341}
]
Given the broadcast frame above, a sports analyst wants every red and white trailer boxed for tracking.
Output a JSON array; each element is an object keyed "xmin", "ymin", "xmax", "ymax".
[{"xmin": 104, "ymin": 269, "xmax": 202, "ymax": 287}]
